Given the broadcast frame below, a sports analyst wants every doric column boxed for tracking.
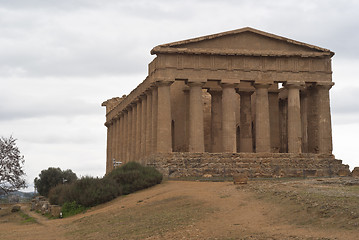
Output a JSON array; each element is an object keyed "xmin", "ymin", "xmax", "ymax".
[
  {"xmin": 237, "ymin": 89, "xmax": 254, "ymax": 153},
  {"xmin": 307, "ymin": 85, "xmax": 319, "ymax": 153},
  {"xmin": 140, "ymin": 94, "xmax": 147, "ymax": 160},
  {"xmin": 285, "ymin": 82, "xmax": 303, "ymax": 153},
  {"xmin": 221, "ymin": 83, "xmax": 237, "ymax": 153},
  {"xmin": 122, "ymin": 111, "xmax": 128, "ymax": 163},
  {"xmin": 136, "ymin": 100, "xmax": 141, "ymax": 161},
  {"xmin": 145, "ymin": 90, "xmax": 152, "ymax": 156},
  {"xmin": 127, "ymin": 106, "xmax": 133, "ymax": 162},
  {"xmin": 119, "ymin": 112, "xmax": 125, "ymax": 162},
  {"xmin": 105, "ymin": 122, "xmax": 112, "ymax": 174},
  {"xmin": 279, "ymin": 92, "xmax": 288, "ymax": 153},
  {"xmin": 183, "ymin": 86, "xmax": 190, "ymax": 152},
  {"xmin": 254, "ymin": 82, "xmax": 271, "ymax": 153},
  {"xmin": 117, "ymin": 114, "xmax": 122, "ymax": 162},
  {"xmin": 188, "ymin": 81, "xmax": 205, "ymax": 152},
  {"xmin": 208, "ymin": 89, "xmax": 222, "ymax": 153},
  {"xmin": 269, "ymin": 87, "xmax": 280, "ymax": 153},
  {"xmin": 317, "ymin": 82, "xmax": 334, "ymax": 154},
  {"xmin": 151, "ymin": 86, "xmax": 158, "ymax": 153},
  {"xmin": 300, "ymin": 88, "xmax": 308, "ymax": 153},
  {"xmin": 156, "ymin": 80, "xmax": 173, "ymax": 153},
  {"xmin": 131, "ymin": 103, "xmax": 137, "ymax": 161},
  {"xmin": 112, "ymin": 117, "xmax": 119, "ymax": 166}
]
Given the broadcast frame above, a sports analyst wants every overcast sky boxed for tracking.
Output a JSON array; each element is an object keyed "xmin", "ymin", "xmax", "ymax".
[{"xmin": 1, "ymin": 0, "xmax": 359, "ymax": 192}]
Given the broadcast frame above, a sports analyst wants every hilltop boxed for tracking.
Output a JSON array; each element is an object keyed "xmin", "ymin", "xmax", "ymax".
[{"xmin": 1, "ymin": 178, "xmax": 359, "ymax": 240}]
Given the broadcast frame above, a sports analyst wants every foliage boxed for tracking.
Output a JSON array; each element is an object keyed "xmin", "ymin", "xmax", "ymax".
[
  {"xmin": 105, "ymin": 162, "xmax": 163, "ymax": 195},
  {"xmin": 49, "ymin": 176, "xmax": 120, "ymax": 207},
  {"xmin": 48, "ymin": 162, "xmax": 162, "ymax": 209},
  {"xmin": 0, "ymin": 136, "xmax": 27, "ymax": 194},
  {"xmin": 61, "ymin": 201, "xmax": 87, "ymax": 218},
  {"xmin": 34, "ymin": 167, "xmax": 77, "ymax": 197}
]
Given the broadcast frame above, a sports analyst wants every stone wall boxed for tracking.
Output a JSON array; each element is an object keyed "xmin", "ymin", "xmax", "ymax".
[{"xmin": 144, "ymin": 153, "xmax": 350, "ymax": 178}]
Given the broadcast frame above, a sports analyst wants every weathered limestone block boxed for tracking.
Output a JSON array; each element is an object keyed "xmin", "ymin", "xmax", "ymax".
[
  {"xmin": 50, "ymin": 205, "xmax": 62, "ymax": 218},
  {"xmin": 337, "ymin": 169, "xmax": 351, "ymax": 177},
  {"xmin": 11, "ymin": 205, "xmax": 21, "ymax": 212},
  {"xmin": 145, "ymin": 152, "xmax": 350, "ymax": 179},
  {"xmin": 233, "ymin": 174, "xmax": 248, "ymax": 184},
  {"xmin": 41, "ymin": 202, "xmax": 50, "ymax": 214},
  {"xmin": 351, "ymin": 167, "xmax": 359, "ymax": 177}
]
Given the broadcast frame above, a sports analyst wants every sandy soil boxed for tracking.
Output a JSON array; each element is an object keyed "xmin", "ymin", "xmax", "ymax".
[{"xmin": 1, "ymin": 179, "xmax": 358, "ymax": 240}]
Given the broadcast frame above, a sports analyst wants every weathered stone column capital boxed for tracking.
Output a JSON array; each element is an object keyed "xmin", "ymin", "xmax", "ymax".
[
  {"xmin": 253, "ymin": 82, "xmax": 272, "ymax": 89},
  {"xmin": 144, "ymin": 88, "xmax": 152, "ymax": 96},
  {"xmin": 207, "ymin": 88, "xmax": 222, "ymax": 96},
  {"xmin": 104, "ymin": 122, "xmax": 111, "ymax": 127},
  {"xmin": 221, "ymin": 82, "xmax": 238, "ymax": 89},
  {"xmin": 139, "ymin": 94, "xmax": 147, "ymax": 101},
  {"xmin": 187, "ymin": 81, "xmax": 205, "ymax": 87},
  {"xmin": 155, "ymin": 79, "xmax": 174, "ymax": 87},
  {"xmin": 125, "ymin": 105, "xmax": 133, "ymax": 111},
  {"xmin": 316, "ymin": 82, "xmax": 334, "ymax": 90},
  {"xmin": 182, "ymin": 85, "xmax": 190, "ymax": 93},
  {"xmin": 284, "ymin": 82, "xmax": 305, "ymax": 89},
  {"xmin": 300, "ymin": 88, "xmax": 308, "ymax": 97},
  {"xmin": 236, "ymin": 87, "xmax": 255, "ymax": 95}
]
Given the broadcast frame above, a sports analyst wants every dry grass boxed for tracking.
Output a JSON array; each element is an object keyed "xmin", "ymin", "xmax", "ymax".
[
  {"xmin": 1, "ymin": 179, "xmax": 359, "ymax": 240},
  {"xmin": 0, "ymin": 204, "xmax": 37, "ymax": 225},
  {"xmin": 248, "ymin": 177, "xmax": 359, "ymax": 230},
  {"xmin": 66, "ymin": 196, "xmax": 213, "ymax": 240}
]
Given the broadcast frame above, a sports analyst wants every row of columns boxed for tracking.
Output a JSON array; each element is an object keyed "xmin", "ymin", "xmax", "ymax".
[
  {"xmin": 106, "ymin": 81, "xmax": 174, "ymax": 172},
  {"xmin": 106, "ymin": 79, "xmax": 334, "ymax": 173},
  {"xmin": 188, "ymin": 81, "xmax": 333, "ymax": 155}
]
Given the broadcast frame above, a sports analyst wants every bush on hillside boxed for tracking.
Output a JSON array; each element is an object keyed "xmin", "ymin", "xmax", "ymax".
[
  {"xmin": 49, "ymin": 176, "xmax": 120, "ymax": 207},
  {"xmin": 61, "ymin": 201, "xmax": 87, "ymax": 218},
  {"xmin": 105, "ymin": 162, "xmax": 163, "ymax": 195},
  {"xmin": 48, "ymin": 162, "xmax": 162, "ymax": 208}
]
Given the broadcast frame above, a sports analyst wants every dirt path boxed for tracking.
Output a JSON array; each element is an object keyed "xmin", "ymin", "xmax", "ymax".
[{"xmin": 1, "ymin": 180, "xmax": 358, "ymax": 239}]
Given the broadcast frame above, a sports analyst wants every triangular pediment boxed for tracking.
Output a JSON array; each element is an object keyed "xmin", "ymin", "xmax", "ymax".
[{"xmin": 151, "ymin": 27, "xmax": 333, "ymax": 57}]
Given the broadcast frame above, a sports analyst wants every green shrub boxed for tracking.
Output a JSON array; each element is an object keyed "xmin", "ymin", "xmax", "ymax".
[
  {"xmin": 61, "ymin": 201, "xmax": 87, "ymax": 218},
  {"xmin": 105, "ymin": 162, "xmax": 162, "ymax": 195},
  {"xmin": 48, "ymin": 162, "xmax": 162, "ymax": 209},
  {"xmin": 49, "ymin": 176, "xmax": 120, "ymax": 207}
]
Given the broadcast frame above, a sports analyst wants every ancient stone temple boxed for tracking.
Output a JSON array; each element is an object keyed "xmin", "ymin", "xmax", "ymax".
[{"xmin": 102, "ymin": 27, "xmax": 349, "ymax": 177}]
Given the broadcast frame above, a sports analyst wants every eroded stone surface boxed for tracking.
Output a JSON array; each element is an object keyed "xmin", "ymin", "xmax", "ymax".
[{"xmin": 352, "ymin": 167, "xmax": 359, "ymax": 177}]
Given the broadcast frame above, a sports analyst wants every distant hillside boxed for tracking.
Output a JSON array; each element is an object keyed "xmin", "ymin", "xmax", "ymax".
[{"xmin": 0, "ymin": 190, "xmax": 35, "ymax": 202}]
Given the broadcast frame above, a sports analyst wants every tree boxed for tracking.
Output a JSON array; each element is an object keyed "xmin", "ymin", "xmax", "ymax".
[
  {"xmin": 0, "ymin": 136, "xmax": 27, "ymax": 194},
  {"xmin": 34, "ymin": 167, "xmax": 77, "ymax": 197}
]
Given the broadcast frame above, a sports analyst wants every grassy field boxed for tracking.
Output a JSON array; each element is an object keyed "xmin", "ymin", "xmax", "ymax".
[{"xmin": 0, "ymin": 178, "xmax": 359, "ymax": 239}]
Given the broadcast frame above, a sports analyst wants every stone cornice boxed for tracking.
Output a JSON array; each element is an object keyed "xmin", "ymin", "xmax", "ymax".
[{"xmin": 151, "ymin": 47, "xmax": 332, "ymax": 58}]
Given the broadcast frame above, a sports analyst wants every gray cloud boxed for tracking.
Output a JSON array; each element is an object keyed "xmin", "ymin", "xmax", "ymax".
[
  {"xmin": 1, "ymin": 0, "xmax": 359, "ymax": 78},
  {"xmin": 1, "ymin": 0, "xmax": 358, "ymax": 191},
  {"xmin": 332, "ymin": 87, "xmax": 359, "ymax": 115}
]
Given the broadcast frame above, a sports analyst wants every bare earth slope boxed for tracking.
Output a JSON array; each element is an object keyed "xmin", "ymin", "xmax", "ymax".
[{"xmin": 1, "ymin": 178, "xmax": 359, "ymax": 240}]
